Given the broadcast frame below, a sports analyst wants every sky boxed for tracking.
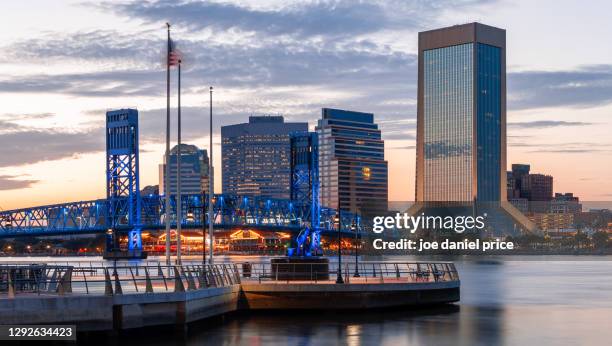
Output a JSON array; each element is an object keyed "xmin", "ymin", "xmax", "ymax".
[{"xmin": 0, "ymin": 0, "xmax": 611, "ymax": 210}]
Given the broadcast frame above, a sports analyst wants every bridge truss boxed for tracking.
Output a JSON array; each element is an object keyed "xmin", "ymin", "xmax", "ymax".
[{"xmin": 0, "ymin": 194, "xmax": 361, "ymax": 238}]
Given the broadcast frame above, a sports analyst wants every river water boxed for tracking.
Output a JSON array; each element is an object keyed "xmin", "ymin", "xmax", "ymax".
[{"xmin": 5, "ymin": 255, "xmax": 612, "ymax": 345}]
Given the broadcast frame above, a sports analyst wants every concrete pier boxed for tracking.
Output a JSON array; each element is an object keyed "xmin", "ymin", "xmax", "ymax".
[
  {"xmin": 241, "ymin": 281, "xmax": 459, "ymax": 310},
  {"xmin": 0, "ymin": 261, "xmax": 460, "ymax": 332}
]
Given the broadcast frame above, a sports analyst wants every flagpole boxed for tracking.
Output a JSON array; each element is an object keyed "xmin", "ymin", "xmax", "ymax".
[
  {"xmin": 176, "ymin": 59, "xmax": 182, "ymax": 265},
  {"xmin": 208, "ymin": 86, "xmax": 214, "ymax": 264},
  {"xmin": 164, "ymin": 23, "xmax": 172, "ymax": 267}
]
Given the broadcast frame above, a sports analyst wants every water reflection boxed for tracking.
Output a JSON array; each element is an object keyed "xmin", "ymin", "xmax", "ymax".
[{"xmin": 8, "ymin": 256, "xmax": 612, "ymax": 345}]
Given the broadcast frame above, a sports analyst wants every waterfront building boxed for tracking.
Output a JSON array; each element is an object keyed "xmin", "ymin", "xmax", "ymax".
[
  {"xmin": 551, "ymin": 192, "xmax": 582, "ymax": 214},
  {"xmin": 506, "ymin": 164, "xmax": 554, "ymax": 213},
  {"xmin": 315, "ymin": 108, "xmax": 388, "ymax": 216},
  {"xmin": 522, "ymin": 173, "xmax": 553, "ymax": 202},
  {"xmin": 416, "ymin": 22, "xmax": 506, "ymax": 201},
  {"xmin": 221, "ymin": 115, "xmax": 308, "ymax": 199},
  {"xmin": 413, "ymin": 23, "xmax": 534, "ymax": 232},
  {"xmin": 529, "ymin": 212, "xmax": 574, "ymax": 231},
  {"xmin": 159, "ymin": 144, "xmax": 209, "ymax": 196},
  {"xmin": 507, "ymin": 164, "xmax": 530, "ymax": 198}
]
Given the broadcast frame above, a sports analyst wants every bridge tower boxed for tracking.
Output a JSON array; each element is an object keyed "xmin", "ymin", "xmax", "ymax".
[
  {"xmin": 290, "ymin": 132, "xmax": 320, "ymax": 228},
  {"xmin": 106, "ymin": 109, "xmax": 141, "ymax": 253}
]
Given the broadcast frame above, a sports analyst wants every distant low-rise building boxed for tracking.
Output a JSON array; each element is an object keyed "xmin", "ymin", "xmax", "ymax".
[
  {"xmin": 529, "ymin": 212, "xmax": 574, "ymax": 231},
  {"xmin": 550, "ymin": 193, "xmax": 582, "ymax": 214}
]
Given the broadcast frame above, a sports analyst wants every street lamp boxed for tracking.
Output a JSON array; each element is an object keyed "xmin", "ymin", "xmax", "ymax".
[
  {"xmin": 352, "ymin": 218, "xmax": 360, "ymax": 277},
  {"xmin": 335, "ymin": 211, "xmax": 344, "ymax": 284}
]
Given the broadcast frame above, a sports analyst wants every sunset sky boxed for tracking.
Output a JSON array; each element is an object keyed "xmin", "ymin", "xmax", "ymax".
[{"xmin": 1, "ymin": 0, "xmax": 611, "ymax": 210}]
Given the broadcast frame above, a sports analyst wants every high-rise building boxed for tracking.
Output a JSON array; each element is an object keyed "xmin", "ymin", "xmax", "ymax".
[
  {"xmin": 221, "ymin": 116, "xmax": 308, "ymax": 199},
  {"xmin": 159, "ymin": 144, "xmax": 209, "ymax": 196},
  {"xmin": 416, "ymin": 22, "xmax": 507, "ymax": 202},
  {"xmin": 413, "ymin": 23, "xmax": 535, "ymax": 233},
  {"xmin": 316, "ymin": 108, "xmax": 388, "ymax": 215}
]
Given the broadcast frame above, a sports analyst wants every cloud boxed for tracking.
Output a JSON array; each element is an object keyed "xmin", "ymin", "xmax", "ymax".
[
  {"xmin": 101, "ymin": 0, "xmax": 493, "ymax": 40},
  {"xmin": 508, "ymin": 65, "xmax": 612, "ymax": 109},
  {"xmin": 0, "ymin": 30, "xmax": 159, "ymax": 65},
  {"xmin": 508, "ymin": 120, "xmax": 594, "ymax": 129},
  {"xmin": 0, "ymin": 175, "xmax": 38, "ymax": 191},
  {"xmin": 509, "ymin": 141, "xmax": 612, "ymax": 155},
  {"xmin": 0, "ymin": 129, "xmax": 104, "ymax": 167},
  {"xmin": 0, "ymin": 69, "xmax": 163, "ymax": 97},
  {"xmin": 526, "ymin": 149, "xmax": 612, "ymax": 154},
  {"xmin": 388, "ymin": 145, "xmax": 416, "ymax": 150},
  {"xmin": 0, "ymin": 112, "xmax": 56, "ymax": 121}
]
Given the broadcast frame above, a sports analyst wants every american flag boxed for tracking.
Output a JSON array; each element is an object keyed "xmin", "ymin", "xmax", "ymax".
[{"xmin": 168, "ymin": 39, "xmax": 181, "ymax": 66}]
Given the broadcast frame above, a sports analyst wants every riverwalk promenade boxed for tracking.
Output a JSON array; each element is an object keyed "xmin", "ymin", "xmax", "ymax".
[{"xmin": 0, "ymin": 261, "xmax": 460, "ymax": 332}]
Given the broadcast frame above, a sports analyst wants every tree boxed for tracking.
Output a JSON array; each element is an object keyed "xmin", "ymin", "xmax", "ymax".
[
  {"xmin": 592, "ymin": 231, "xmax": 609, "ymax": 250},
  {"xmin": 574, "ymin": 231, "xmax": 589, "ymax": 249}
]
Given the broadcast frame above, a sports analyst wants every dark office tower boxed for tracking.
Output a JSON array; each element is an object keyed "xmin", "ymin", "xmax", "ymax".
[
  {"xmin": 221, "ymin": 116, "xmax": 308, "ymax": 199},
  {"xmin": 416, "ymin": 22, "xmax": 507, "ymax": 202},
  {"xmin": 316, "ymin": 108, "xmax": 388, "ymax": 216},
  {"xmin": 290, "ymin": 132, "xmax": 319, "ymax": 226},
  {"xmin": 522, "ymin": 173, "xmax": 553, "ymax": 213},
  {"xmin": 512, "ymin": 163, "xmax": 530, "ymax": 198}
]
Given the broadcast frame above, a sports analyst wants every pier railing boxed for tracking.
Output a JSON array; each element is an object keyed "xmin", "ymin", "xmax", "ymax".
[
  {"xmin": 0, "ymin": 263, "xmax": 240, "ymax": 298},
  {"xmin": 239, "ymin": 261, "xmax": 459, "ymax": 284}
]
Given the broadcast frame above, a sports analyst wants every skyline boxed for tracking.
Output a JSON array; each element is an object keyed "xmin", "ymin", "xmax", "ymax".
[{"xmin": 1, "ymin": 0, "xmax": 612, "ymax": 210}]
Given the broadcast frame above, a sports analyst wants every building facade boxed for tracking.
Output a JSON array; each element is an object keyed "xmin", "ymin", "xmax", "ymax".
[
  {"xmin": 221, "ymin": 116, "xmax": 308, "ymax": 199},
  {"xmin": 551, "ymin": 193, "xmax": 582, "ymax": 214},
  {"xmin": 316, "ymin": 108, "xmax": 388, "ymax": 215},
  {"xmin": 159, "ymin": 144, "xmax": 209, "ymax": 196},
  {"xmin": 415, "ymin": 22, "xmax": 507, "ymax": 202}
]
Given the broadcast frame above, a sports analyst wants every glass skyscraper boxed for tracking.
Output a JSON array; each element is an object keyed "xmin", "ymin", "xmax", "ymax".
[
  {"xmin": 159, "ymin": 144, "xmax": 209, "ymax": 196},
  {"xmin": 414, "ymin": 23, "xmax": 536, "ymax": 233},
  {"xmin": 316, "ymin": 108, "xmax": 388, "ymax": 215},
  {"xmin": 416, "ymin": 23, "xmax": 506, "ymax": 202},
  {"xmin": 221, "ymin": 116, "xmax": 308, "ymax": 199}
]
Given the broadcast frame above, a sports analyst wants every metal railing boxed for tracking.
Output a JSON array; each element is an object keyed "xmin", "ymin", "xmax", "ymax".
[
  {"xmin": 0, "ymin": 263, "xmax": 240, "ymax": 298},
  {"xmin": 238, "ymin": 261, "xmax": 459, "ymax": 284},
  {"xmin": 0, "ymin": 261, "xmax": 459, "ymax": 297}
]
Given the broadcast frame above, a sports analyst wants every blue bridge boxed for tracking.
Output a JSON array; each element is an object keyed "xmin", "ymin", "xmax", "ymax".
[
  {"xmin": 0, "ymin": 109, "xmax": 361, "ymax": 243},
  {"xmin": 0, "ymin": 193, "xmax": 359, "ymax": 238}
]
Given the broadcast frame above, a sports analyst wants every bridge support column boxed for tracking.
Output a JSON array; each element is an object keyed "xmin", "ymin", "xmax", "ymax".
[{"xmin": 128, "ymin": 228, "xmax": 142, "ymax": 251}]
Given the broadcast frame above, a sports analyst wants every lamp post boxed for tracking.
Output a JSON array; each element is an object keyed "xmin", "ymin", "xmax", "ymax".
[
  {"xmin": 202, "ymin": 196, "xmax": 206, "ymax": 267},
  {"xmin": 335, "ymin": 211, "xmax": 344, "ymax": 284},
  {"xmin": 176, "ymin": 59, "xmax": 182, "ymax": 265},
  {"xmin": 164, "ymin": 23, "xmax": 172, "ymax": 267},
  {"xmin": 352, "ymin": 218, "xmax": 360, "ymax": 277}
]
